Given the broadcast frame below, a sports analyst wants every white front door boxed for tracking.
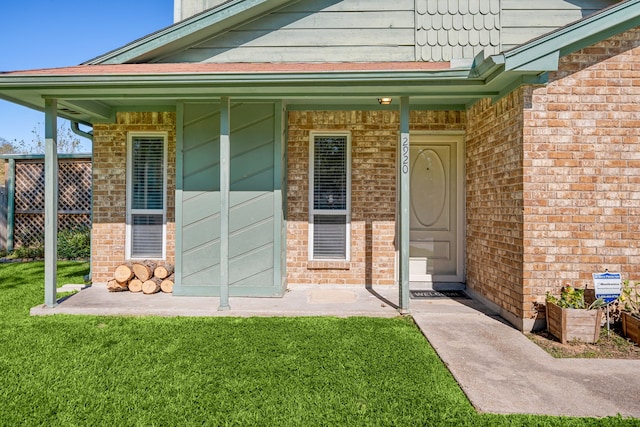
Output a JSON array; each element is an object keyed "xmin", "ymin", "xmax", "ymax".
[{"xmin": 409, "ymin": 133, "xmax": 464, "ymax": 283}]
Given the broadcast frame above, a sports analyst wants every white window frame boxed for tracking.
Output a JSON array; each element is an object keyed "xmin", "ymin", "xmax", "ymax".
[
  {"xmin": 125, "ymin": 132, "xmax": 168, "ymax": 260},
  {"xmin": 308, "ymin": 131, "xmax": 352, "ymax": 261}
]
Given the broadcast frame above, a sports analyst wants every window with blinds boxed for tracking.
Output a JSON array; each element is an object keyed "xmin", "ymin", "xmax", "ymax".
[
  {"xmin": 127, "ymin": 135, "xmax": 166, "ymax": 259},
  {"xmin": 309, "ymin": 133, "xmax": 351, "ymax": 260}
]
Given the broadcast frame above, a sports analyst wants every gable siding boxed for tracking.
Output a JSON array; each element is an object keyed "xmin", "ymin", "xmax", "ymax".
[
  {"xmin": 415, "ymin": 0, "xmax": 501, "ymax": 61},
  {"xmin": 161, "ymin": 0, "xmax": 619, "ymax": 65},
  {"xmin": 502, "ymin": 0, "xmax": 619, "ymax": 51},
  {"xmin": 176, "ymin": 0, "xmax": 227, "ymax": 22},
  {"xmin": 159, "ymin": 0, "xmax": 416, "ymax": 63}
]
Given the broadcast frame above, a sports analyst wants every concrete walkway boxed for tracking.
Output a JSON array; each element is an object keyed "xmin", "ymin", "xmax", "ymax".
[{"xmin": 32, "ymin": 283, "xmax": 640, "ymax": 419}]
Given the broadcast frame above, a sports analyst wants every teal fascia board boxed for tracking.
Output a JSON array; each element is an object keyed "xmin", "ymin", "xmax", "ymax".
[
  {"xmin": 514, "ymin": 51, "xmax": 560, "ymax": 72},
  {"xmin": 0, "ymin": 153, "xmax": 91, "ymax": 160},
  {"xmin": 86, "ymin": 0, "xmax": 301, "ymax": 65},
  {"xmin": 488, "ymin": 74, "xmax": 549, "ymax": 105},
  {"xmin": 504, "ymin": 0, "xmax": 640, "ymax": 72},
  {"xmin": 286, "ymin": 103, "xmax": 469, "ymax": 111}
]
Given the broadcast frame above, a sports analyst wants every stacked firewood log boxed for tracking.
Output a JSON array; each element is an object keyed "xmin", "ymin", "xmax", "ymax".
[{"xmin": 107, "ymin": 261, "xmax": 174, "ymax": 294}]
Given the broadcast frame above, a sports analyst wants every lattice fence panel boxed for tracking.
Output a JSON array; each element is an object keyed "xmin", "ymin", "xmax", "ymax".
[
  {"xmin": 14, "ymin": 214, "xmax": 43, "ymax": 247},
  {"xmin": 13, "ymin": 214, "xmax": 92, "ymax": 248},
  {"xmin": 59, "ymin": 161, "xmax": 91, "ymax": 212},
  {"xmin": 15, "ymin": 162, "xmax": 44, "ymax": 212},
  {"xmin": 13, "ymin": 159, "xmax": 92, "ymax": 248}
]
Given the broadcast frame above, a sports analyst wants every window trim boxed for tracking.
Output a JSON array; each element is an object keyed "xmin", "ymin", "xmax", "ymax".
[
  {"xmin": 125, "ymin": 132, "xmax": 168, "ymax": 260},
  {"xmin": 308, "ymin": 131, "xmax": 351, "ymax": 261}
]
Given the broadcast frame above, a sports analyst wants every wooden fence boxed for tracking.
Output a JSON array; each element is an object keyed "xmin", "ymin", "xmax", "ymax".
[
  {"xmin": 0, "ymin": 185, "xmax": 6, "ymax": 251},
  {"xmin": 0, "ymin": 154, "xmax": 92, "ymax": 251}
]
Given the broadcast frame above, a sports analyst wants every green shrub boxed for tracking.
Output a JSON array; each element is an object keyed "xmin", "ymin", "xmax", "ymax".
[
  {"xmin": 11, "ymin": 244, "xmax": 44, "ymax": 260},
  {"xmin": 57, "ymin": 227, "xmax": 91, "ymax": 260},
  {"xmin": 9, "ymin": 227, "xmax": 90, "ymax": 260}
]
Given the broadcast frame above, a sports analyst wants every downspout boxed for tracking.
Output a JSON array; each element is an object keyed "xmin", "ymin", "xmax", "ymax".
[
  {"xmin": 71, "ymin": 121, "xmax": 93, "ymax": 141},
  {"xmin": 71, "ymin": 121, "xmax": 94, "ymax": 283}
]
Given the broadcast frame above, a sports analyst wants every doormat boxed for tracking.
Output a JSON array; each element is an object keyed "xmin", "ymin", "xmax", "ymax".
[{"xmin": 410, "ymin": 290, "xmax": 469, "ymax": 299}]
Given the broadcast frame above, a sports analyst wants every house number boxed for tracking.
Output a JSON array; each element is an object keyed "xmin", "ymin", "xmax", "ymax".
[{"xmin": 401, "ymin": 136, "xmax": 410, "ymax": 175}]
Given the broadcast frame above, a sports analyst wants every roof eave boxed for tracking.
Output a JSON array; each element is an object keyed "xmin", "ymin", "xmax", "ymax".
[
  {"xmin": 0, "ymin": 68, "xmax": 473, "ymax": 86},
  {"xmin": 0, "ymin": 66, "xmax": 490, "ymax": 123}
]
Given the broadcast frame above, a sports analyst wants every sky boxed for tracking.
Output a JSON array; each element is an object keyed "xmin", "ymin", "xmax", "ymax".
[{"xmin": 0, "ymin": 0, "xmax": 175, "ymax": 152}]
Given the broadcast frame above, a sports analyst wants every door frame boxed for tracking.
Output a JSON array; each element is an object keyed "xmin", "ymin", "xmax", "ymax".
[{"xmin": 407, "ymin": 131, "xmax": 465, "ymax": 283}]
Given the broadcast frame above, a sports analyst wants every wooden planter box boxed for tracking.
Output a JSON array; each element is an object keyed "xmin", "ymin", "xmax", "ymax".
[
  {"xmin": 621, "ymin": 312, "xmax": 640, "ymax": 346},
  {"xmin": 546, "ymin": 302, "xmax": 603, "ymax": 344}
]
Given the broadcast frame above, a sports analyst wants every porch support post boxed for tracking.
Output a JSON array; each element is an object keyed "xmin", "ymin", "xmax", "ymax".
[
  {"xmin": 6, "ymin": 158, "xmax": 15, "ymax": 252},
  {"xmin": 44, "ymin": 99, "xmax": 58, "ymax": 308},
  {"xmin": 398, "ymin": 96, "xmax": 411, "ymax": 314},
  {"xmin": 219, "ymin": 96, "xmax": 231, "ymax": 310}
]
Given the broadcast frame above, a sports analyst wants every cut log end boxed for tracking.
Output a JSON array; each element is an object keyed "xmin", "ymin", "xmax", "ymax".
[
  {"xmin": 142, "ymin": 278, "xmax": 162, "ymax": 295},
  {"xmin": 114, "ymin": 264, "xmax": 134, "ymax": 283},
  {"xmin": 132, "ymin": 260, "xmax": 157, "ymax": 282},
  {"xmin": 154, "ymin": 263, "xmax": 175, "ymax": 280},
  {"xmin": 128, "ymin": 279, "xmax": 143, "ymax": 293},
  {"xmin": 160, "ymin": 275, "xmax": 174, "ymax": 293}
]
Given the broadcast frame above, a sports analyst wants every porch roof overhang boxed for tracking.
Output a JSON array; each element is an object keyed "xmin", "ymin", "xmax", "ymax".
[
  {"xmin": 1, "ymin": 0, "xmax": 638, "ymax": 125},
  {"xmin": 0, "ymin": 60, "xmax": 542, "ymax": 125}
]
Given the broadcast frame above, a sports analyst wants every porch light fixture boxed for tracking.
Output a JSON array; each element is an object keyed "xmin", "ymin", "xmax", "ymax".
[{"xmin": 377, "ymin": 97, "xmax": 392, "ymax": 105}]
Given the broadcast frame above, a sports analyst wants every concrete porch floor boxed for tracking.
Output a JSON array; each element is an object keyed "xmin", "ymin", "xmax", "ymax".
[{"xmin": 30, "ymin": 283, "xmax": 640, "ymax": 419}]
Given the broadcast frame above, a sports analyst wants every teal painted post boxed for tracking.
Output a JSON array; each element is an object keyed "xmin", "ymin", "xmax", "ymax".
[
  {"xmin": 273, "ymin": 101, "xmax": 284, "ymax": 293},
  {"xmin": 6, "ymin": 158, "xmax": 15, "ymax": 252},
  {"xmin": 399, "ymin": 96, "xmax": 410, "ymax": 314},
  {"xmin": 174, "ymin": 102, "xmax": 184, "ymax": 292},
  {"xmin": 44, "ymin": 99, "xmax": 58, "ymax": 308},
  {"xmin": 219, "ymin": 97, "xmax": 230, "ymax": 310},
  {"xmin": 281, "ymin": 103, "xmax": 288, "ymax": 289}
]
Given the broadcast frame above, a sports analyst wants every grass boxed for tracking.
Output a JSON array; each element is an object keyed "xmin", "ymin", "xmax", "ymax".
[{"xmin": 0, "ymin": 262, "xmax": 637, "ymax": 426}]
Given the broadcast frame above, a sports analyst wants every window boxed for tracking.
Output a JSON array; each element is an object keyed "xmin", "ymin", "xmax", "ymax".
[
  {"xmin": 309, "ymin": 132, "xmax": 351, "ymax": 260},
  {"xmin": 126, "ymin": 133, "xmax": 167, "ymax": 259}
]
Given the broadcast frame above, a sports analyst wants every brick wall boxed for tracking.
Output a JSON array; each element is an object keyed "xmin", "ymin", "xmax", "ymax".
[
  {"xmin": 466, "ymin": 28, "xmax": 640, "ymax": 330},
  {"xmin": 466, "ymin": 90, "xmax": 526, "ymax": 325},
  {"xmin": 523, "ymin": 28, "xmax": 640, "ymax": 320},
  {"xmin": 287, "ymin": 110, "xmax": 465, "ymax": 286},
  {"xmin": 92, "ymin": 112, "xmax": 176, "ymax": 282}
]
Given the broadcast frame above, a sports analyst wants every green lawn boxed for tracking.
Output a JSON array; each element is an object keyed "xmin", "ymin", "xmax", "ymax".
[{"xmin": 0, "ymin": 262, "xmax": 635, "ymax": 426}]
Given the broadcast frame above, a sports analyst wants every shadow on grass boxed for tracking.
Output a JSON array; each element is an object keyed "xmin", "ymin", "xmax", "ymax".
[{"xmin": 0, "ymin": 262, "xmax": 45, "ymax": 290}]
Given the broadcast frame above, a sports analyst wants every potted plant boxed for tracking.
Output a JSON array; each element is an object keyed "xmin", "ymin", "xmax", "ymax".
[
  {"xmin": 545, "ymin": 285, "xmax": 605, "ymax": 344},
  {"xmin": 619, "ymin": 280, "xmax": 640, "ymax": 345}
]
